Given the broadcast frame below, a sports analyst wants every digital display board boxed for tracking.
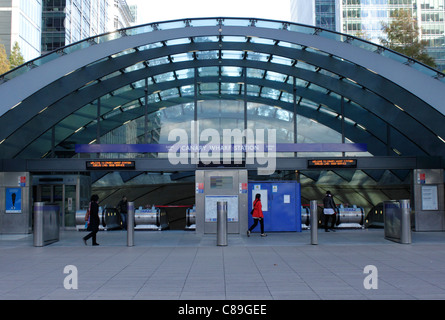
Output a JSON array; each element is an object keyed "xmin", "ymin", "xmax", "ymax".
[
  {"xmin": 308, "ymin": 159, "xmax": 357, "ymax": 169},
  {"xmin": 86, "ymin": 161, "xmax": 136, "ymax": 170},
  {"xmin": 210, "ymin": 176, "xmax": 233, "ymax": 189}
]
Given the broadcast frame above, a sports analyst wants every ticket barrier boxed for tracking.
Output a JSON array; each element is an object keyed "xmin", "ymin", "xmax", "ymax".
[
  {"xmin": 134, "ymin": 206, "xmax": 169, "ymax": 230},
  {"xmin": 302, "ymin": 204, "xmax": 365, "ymax": 229},
  {"xmin": 336, "ymin": 205, "xmax": 365, "ymax": 229},
  {"xmin": 301, "ymin": 206, "xmax": 310, "ymax": 229},
  {"xmin": 185, "ymin": 205, "xmax": 196, "ymax": 230},
  {"xmin": 34, "ymin": 203, "xmax": 60, "ymax": 247}
]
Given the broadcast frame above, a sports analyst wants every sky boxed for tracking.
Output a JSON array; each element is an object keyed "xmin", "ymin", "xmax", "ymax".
[{"xmin": 127, "ymin": 0, "xmax": 292, "ymax": 25}]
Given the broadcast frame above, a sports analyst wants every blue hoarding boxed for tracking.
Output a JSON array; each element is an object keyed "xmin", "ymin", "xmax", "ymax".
[
  {"xmin": 248, "ymin": 181, "xmax": 301, "ymax": 232},
  {"xmin": 6, "ymin": 188, "xmax": 22, "ymax": 213}
]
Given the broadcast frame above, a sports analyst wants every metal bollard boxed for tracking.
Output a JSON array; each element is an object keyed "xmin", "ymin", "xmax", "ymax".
[
  {"xmin": 127, "ymin": 202, "xmax": 135, "ymax": 247},
  {"xmin": 217, "ymin": 201, "xmax": 228, "ymax": 246},
  {"xmin": 310, "ymin": 200, "xmax": 318, "ymax": 245},
  {"xmin": 33, "ymin": 202, "xmax": 44, "ymax": 247},
  {"xmin": 400, "ymin": 199, "xmax": 411, "ymax": 244}
]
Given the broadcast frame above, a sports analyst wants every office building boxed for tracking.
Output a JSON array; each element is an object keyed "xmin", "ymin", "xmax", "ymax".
[
  {"xmin": 0, "ymin": 0, "xmax": 42, "ymax": 62},
  {"xmin": 290, "ymin": 0, "xmax": 445, "ymax": 70},
  {"xmin": 42, "ymin": 0, "xmax": 135, "ymax": 56}
]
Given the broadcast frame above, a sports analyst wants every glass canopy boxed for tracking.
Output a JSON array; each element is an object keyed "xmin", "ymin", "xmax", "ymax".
[{"xmin": 0, "ymin": 17, "xmax": 444, "ymax": 160}]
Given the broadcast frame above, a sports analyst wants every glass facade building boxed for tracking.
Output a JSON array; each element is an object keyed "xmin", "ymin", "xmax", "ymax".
[
  {"xmin": 42, "ymin": 0, "xmax": 134, "ymax": 55},
  {"xmin": 0, "ymin": 0, "xmax": 42, "ymax": 62},
  {"xmin": 291, "ymin": 0, "xmax": 445, "ymax": 70},
  {"xmin": 42, "ymin": 0, "xmax": 109, "ymax": 54},
  {"xmin": 316, "ymin": 0, "xmax": 338, "ymax": 31}
]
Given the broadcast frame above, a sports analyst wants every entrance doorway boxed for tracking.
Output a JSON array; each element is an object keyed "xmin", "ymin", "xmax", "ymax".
[{"xmin": 33, "ymin": 175, "xmax": 91, "ymax": 229}]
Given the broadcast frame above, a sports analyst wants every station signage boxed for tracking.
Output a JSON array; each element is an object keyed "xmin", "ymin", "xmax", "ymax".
[
  {"xmin": 86, "ymin": 161, "xmax": 136, "ymax": 170},
  {"xmin": 308, "ymin": 159, "xmax": 357, "ymax": 169}
]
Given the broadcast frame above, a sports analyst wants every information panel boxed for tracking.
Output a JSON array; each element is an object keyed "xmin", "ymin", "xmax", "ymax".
[
  {"xmin": 421, "ymin": 185, "xmax": 439, "ymax": 211},
  {"xmin": 308, "ymin": 159, "xmax": 357, "ymax": 168},
  {"xmin": 86, "ymin": 161, "xmax": 135, "ymax": 170},
  {"xmin": 205, "ymin": 195, "xmax": 239, "ymax": 222}
]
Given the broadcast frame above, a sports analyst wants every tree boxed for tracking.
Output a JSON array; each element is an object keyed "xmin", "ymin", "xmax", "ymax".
[
  {"xmin": 0, "ymin": 44, "xmax": 10, "ymax": 75},
  {"xmin": 380, "ymin": 9, "xmax": 436, "ymax": 68},
  {"xmin": 9, "ymin": 41, "xmax": 25, "ymax": 70}
]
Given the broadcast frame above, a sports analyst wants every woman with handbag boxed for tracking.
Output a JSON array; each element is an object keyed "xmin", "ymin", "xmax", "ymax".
[
  {"xmin": 83, "ymin": 194, "xmax": 100, "ymax": 246},
  {"xmin": 247, "ymin": 193, "xmax": 267, "ymax": 237}
]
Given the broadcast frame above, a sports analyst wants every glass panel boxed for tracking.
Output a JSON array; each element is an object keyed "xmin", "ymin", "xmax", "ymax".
[
  {"xmin": 221, "ymin": 66, "xmax": 242, "ymax": 77},
  {"xmin": 265, "ymin": 71, "xmax": 286, "ymax": 82},
  {"xmin": 153, "ymin": 72, "xmax": 175, "ymax": 83},
  {"xmin": 189, "ymin": 18, "xmax": 218, "ymax": 27},
  {"xmin": 288, "ymin": 24, "xmax": 317, "ymax": 35},
  {"xmin": 246, "ymin": 84, "xmax": 261, "ymax": 96},
  {"xmin": 200, "ymin": 83, "xmax": 219, "ymax": 94},
  {"xmin": 175, "ymin": 69, "xmax": 194, "ymax": 79},
  {"xmin": 198, "ymin": 66, "xmax": 219, "ymax": 77},
  {"xmin": 221, "ymin": 50, "xmax": 243, "ymax": 60},
  {"xmin": 254, "ymin": 20, "xmax": 283, "ymax": 30},
  {"xmin": 111, "ymin": 48, "xmax": 136, "ymax": 59},
  {"xmin": 246, "ymin": 52, "xmax": 269, "ymax": 62},
  {"xmin": 160, "ymin": 88, "xmax": 180, "ymax": 100},
  {"xmin": 196, "ymin": 51, "xmax": 218, "ymax": 60},
  {"xmin": 250, "ymin": 37, "xmax": 275, "ymax": 46},
  {"xmin": 319, "ymin": 31, "xmax": 346, "ymax": 42},
  {"xmin": 194, "ymin": 36, "xmax": 219, "ymax": 42},
  {"xmin": 171, "ymin": 53, "xmax": 193, "ymax": 63},
  {"xmin": 221, "ymin": 83, "xmax": 239, "ymax": 94},
  {"xmin": 261, "ymin": 87, "xmax": 281, "ymax": 99},
  {"xmin": 157, "ymin": 20, "xmax": 187, "ymax": 31},
  {"xmin": 222, "ymin": 36, "xmax": 247, "ymax": 43},
  {"xmin": 180, "ymin": 85, "xmax": 194, "ymax": 96},
  {"xmin": 270, "ymin": 55, "xmax": 294, "ymax": 66},
  {"xmin": 95, "ymin": 31, "xmax": 122, "ymax": 44},
  {"xmin": 137, "ymin": 42, "xmax": 163, "ymax": 51},
  {"xmin": 222, "ymin": 19, "xmax": 251, "ymax": 27},
  {"xmin": 126, "ymin": 25, "xmax": 153, "ymax": 36},
  {"xmin": 247, "ymin": 68, "xmax": 265, "ymax": 79},
  {"xmin": 33, "ymin": 52, "xmax": 61, "ymax": 67},
  {"xmin": 63, "ymin": 40, "xmax": 92, "ymax": 54},
  {"xmin": 166, "ymin": 38, "xmax": 191, "ymax": 46},
  {"xmin": 280, "ymin": 92, "xmax": 293, "ymax": 103},
  {"xmin": 380, "ymin": 50, "xmax": 409, "ymax": 64}
]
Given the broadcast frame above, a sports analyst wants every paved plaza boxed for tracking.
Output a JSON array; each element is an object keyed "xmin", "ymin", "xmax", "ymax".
[{"xmin": 1, "ymin": 229, "xmax": 445, "ymax": 300}]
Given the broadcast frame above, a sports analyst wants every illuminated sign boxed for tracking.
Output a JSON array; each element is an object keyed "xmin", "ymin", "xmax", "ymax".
[
  {"xmin": 308, "ymin": 159, "xmax": 357, "ymax": 169},
  {"xmin": 86, "ymin": 161, "xmax": 136, "ymax": 170}
]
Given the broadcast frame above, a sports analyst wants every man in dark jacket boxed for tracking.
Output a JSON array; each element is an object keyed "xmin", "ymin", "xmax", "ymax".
[{"xmin": 322, "ymin": 191, "xmax": 337, "ymax": 232}]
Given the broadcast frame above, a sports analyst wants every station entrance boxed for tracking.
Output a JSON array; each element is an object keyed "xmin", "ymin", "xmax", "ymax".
[{"xmin": 0, "ymin": 160, "xmax": 444, "ymax": 237}]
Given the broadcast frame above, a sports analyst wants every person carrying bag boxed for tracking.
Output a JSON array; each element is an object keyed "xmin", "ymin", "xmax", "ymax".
[{"xmin": 247, "ymin": 193, "xmax": 267, "ymax": 237}]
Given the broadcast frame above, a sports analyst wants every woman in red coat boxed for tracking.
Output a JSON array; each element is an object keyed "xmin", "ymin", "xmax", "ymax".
[{"xmin": 247, "ymin": 193, "xmax": 267, "ymax": 237}]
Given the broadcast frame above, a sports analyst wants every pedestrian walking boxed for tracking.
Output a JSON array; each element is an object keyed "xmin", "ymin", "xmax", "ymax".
[
  {"xmin": 322, "ymin": 190, "xmax": 337, "ymax": 232},
  {"xmin": 83, "ymin": 194, "xmax": 100, "ymax": 246},
  {"xmin": 247, "ymin": 193, "xmax": 267, "ymax": 237}
]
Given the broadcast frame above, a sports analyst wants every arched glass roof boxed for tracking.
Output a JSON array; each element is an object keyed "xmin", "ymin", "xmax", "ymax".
[{"xmin": 0, "ymin": 17, "xmax": 444, "ymax": 160}]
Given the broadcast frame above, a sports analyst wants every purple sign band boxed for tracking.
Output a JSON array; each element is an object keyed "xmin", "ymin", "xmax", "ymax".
[{"xmin": 75, "ymin": 143, "xmax": 367, "ymax": 153}]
